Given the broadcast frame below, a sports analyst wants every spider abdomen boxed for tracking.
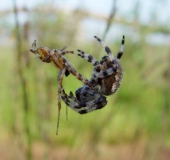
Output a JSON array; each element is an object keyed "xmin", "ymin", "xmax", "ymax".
[{"xmin": 99, "ymin": 60, "xmax": 123, "ymax": 96}]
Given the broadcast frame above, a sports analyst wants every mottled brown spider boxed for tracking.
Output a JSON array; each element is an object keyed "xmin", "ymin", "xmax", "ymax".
[{"xmin": 30, "ymin": 40, "xmax": 94, "ymax": 134}]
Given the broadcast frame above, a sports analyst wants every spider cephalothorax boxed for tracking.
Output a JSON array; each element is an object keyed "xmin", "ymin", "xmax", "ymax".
[
  {"xmin": 61, "ymin": 85, "xmax": 107, "ymax": 114},
  {"xmin": 61, "ymin": 35, "xmax": 125, "ymax": 114},
  {"xmin": 30, "ymin": 41, "xmax": 72, "ymax": 76},
  {"xmin": 30, "ymin": 40, "xmax": 95, "ymax": 134}
]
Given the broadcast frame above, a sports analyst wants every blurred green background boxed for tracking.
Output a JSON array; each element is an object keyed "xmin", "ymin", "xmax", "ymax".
[{"xmin": 0, "ymin": 0, "xmax": 170, "ymax": 160}]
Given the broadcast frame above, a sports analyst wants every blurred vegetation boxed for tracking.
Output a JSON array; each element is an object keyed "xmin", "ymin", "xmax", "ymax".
[{"xmin": 0, "ymin": 1, "xmax": 170, "ymax": 160}]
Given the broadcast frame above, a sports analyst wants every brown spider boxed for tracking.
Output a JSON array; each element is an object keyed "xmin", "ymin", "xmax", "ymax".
[{"xmin": 30, "ymin": 40, "xmax": 94, "ymax": 134}]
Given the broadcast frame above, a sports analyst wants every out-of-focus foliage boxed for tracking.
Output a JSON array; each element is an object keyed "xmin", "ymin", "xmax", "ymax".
[{"xmin": 0, "ymin": 1, "xmax": 170, "ymax": 160}]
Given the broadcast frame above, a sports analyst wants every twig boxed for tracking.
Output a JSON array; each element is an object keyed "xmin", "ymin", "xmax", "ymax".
[
  {"xmin": 102, "ymin": 0, "xmax": 117, "ymax": 40},
  {"xmin": 13, "ymin": 0, "xmax": 32, "ymax": 159}
]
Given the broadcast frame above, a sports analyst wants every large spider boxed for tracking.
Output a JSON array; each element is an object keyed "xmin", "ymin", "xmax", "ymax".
[
  {"xmin": 30, "ymin": 40, "xmax": 94, "ymax": 134},
  {"xmin": 61, "ymin": 35, "xmax": 125, "ymax": 114}
]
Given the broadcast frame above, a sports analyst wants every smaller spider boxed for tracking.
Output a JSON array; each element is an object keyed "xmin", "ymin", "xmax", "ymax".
[
  {"xmin": 30, "ymin": 40, "xmax": 94, "ymax": 134},
  {"xmin": 61, "ymin": 35, "xmax": 124, "ymax": 114}
]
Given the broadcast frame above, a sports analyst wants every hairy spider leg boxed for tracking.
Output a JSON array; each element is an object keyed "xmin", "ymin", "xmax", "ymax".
[
  {"xmin": 57, "ymin": 67, "xmax": 67, "ymax": 135},
  {"xmin": 65, "ymin": 60, "xmax": 92, "ymax": 86},
  {"xmin": 77, "ymin": 49, "xmax": 103, "ymax": 86},
  {"xmin": 94, "ymin": 36, "xmax": 115, "ymax": 61},
  {"xmin": 98, "ymin": 67, "xmax": 117, "ymax": 78},
  {"xmin": 30, "ymin": 40, "xmax": 39, "ymax": 56},
  {"xmin": 77, "ymin": 49, "xmax": 100, "ymax": 66},
  {"xmin": 43, "ymin": 48, "xmax": 74, "ymax": 63},
  {"xmin": 61, "ymin": 91, "xmax": 82, "ymax": 113},
  {"xmin": 60, "ymin": 46, "xmax": 67, "ymax": 52},
  {"xmin": 116, "ymin": 35, "xmax": 125, "ymax": 60},
  {"xmin": 58, "ymin": 49, "xmax": 74, "ymax": 56}
]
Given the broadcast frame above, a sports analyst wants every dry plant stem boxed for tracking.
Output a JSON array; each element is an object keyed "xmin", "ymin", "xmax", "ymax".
[
  {"xmin": 13, "ymin": 0, "xmax": 32, "ymax": 159},
  {"xmin": 66, "ymin": 104, "xmax": 68, "ymax": 121},
  {"xmin": 102, "ymin": 0, "xmax": 117, "ymax": 39},
  {"xmin": 2, "ymin": 6, "xmax": 169, "ymax": 35}
]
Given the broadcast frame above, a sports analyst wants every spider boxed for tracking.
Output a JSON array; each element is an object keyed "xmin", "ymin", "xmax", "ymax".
[
  {"xmin": 61, "ymin": 35, "xmax": 125, "ymax": 114},
  {"xmin": 30, "ymin": 40, "xmax": 95, "ymax": 134}
]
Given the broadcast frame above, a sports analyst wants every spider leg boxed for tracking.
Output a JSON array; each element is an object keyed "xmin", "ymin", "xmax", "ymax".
[
  {"xmin": 58, "ymin": 50, "xmax": 74, "ymax": 77},
  {"xmin": 53, "ymin": 46, "xmax": 74, "ymax": 56},
  {"xmin": 56, "ymin": 67, "xmax": 67, "ymax": 135},
  {"xmin": 98, "ymin": 68, "xmax": 117, "ymax": 78},
  {"xmin": 89, "ymin": 65, "xmax": 102, "ymax": 86},
  {"xmin": 50, "ymin": 49, "xmax": 74, "ymax": 57},
  {"xmin": 60, "ymin": 50, "xmax": 74, "ymax": 56},
  {"xmin": 116, "ymin": 35, "xmax": 125, "ymax": 60},
  {"xmin": 94, "ymin": 36, "xmax": 115, "ymax": 61},
  {"xmin": 77, "ymin": 49, "xmax": 103, "ymax": 87},
  {"xmin": 30, "ymin": 40, "xmax": 41, "ymax": 57},
  {"xmin": 30, "ymin": 40, "xmax": 36, "ymax": 52},
  {"xmin": 63, "ymin": 59, "xmax": 95, "ymax": 90},
  {"xmin": 60, "ymin": 46, "xmax": 67, "ymax": 51},
  {"xmin": 77, "ymin": 49, "xmax": 99, "ymax": 66},
  {"xmin": 68, "ymin": 91, "xmax": 78, "ymax": 102},
  {"xmin": 61, "ymin": 90, "xmax": 83, "ymax": 113}
]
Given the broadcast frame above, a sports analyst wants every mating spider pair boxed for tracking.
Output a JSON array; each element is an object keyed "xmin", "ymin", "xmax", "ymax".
[
  {"xmin": 61, "ymin": 35, "xmax": 124, "ymax": 114},
  {"xmin": 30, "ymin": 35, "xmax": 125, "ymax": 134}
]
